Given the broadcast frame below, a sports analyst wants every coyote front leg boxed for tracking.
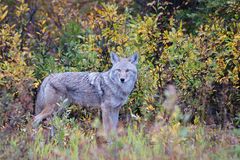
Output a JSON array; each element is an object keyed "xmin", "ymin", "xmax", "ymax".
[{"xmin": 101, "ymin": 106, "xmax": 120, "ymax": 137}]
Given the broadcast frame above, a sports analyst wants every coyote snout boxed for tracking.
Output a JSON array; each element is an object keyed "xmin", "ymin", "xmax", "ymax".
[{"xmin": 33, "ymin": 52, "xmax": 138, "ymax": 137}]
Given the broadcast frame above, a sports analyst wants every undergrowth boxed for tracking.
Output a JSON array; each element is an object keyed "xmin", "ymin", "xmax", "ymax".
[{"xmin": 0, "ymin": 114, "xmax": 240, "ymax": 160}]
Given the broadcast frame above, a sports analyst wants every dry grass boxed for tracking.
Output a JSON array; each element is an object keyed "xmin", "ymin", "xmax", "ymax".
[{"xmin": 0, "ymin": 115, "xmax": 239, "ymax": 160}]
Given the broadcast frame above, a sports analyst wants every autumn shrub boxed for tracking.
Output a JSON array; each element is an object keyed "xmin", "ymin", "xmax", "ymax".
[
  {"xmin": 175, "ymin": 0, "xmax": 240, "ymax": 34},
  {"xmin": 84, "ymin": 3, "xmax": 239, "ymax": 126},
  {"xmin": 0, "ymin": 0, "xmax": 66, "ymax": 127},
  {"xmin": 1, "ymin": 1, "xmax": 240, "ymax": 159},
  {"xmin": 0, "ymin": 0, "xmax": 36, "ymax": 128},
  {"xmin": 0, "ymin": 1, "xmax": 239, "ymax": 129},
  {"xmin": 162, "ymin": 19, "xmax": 240, "ymax": 125}
]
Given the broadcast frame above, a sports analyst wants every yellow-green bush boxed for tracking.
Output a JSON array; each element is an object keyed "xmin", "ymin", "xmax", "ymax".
[
  {"xmin": 0, "ymin": 1, "xmax": 239, "ymax": 128},
  {"xmin": 81, "ymin": 4, "xmax": 239, "ymax": 125},
  {"xmin": 0, "ymin": 1, "xmax": 35, "ymax": 127},
  {"xmin": 163, "ymin": 19, "xmax": 239, "ymax": 124},
  {"xmin": 1, "ymin": 1, "xmax": 240, "ymax": 159}
]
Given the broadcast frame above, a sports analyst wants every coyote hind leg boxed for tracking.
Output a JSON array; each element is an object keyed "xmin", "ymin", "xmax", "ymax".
[{"xmin": 32, "ymin": 104, "xmax": 56, "ymax": 128}]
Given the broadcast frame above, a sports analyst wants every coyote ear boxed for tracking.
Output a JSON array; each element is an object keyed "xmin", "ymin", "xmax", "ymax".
[
  {"xmin": 110, "ymin": 52, "xmax": 120, "ymax": 64},
  {"xmin": 129, "ymin": 52, "xmax": 138, "ymax": 65}
]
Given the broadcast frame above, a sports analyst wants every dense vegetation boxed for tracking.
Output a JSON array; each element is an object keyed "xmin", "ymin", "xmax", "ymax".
[{"xmin": 0, "ymin": 0, "xmax": 239, "ymax": 159}]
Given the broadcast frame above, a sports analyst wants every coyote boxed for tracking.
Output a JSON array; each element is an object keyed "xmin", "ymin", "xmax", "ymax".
[{"xmin": 33, "ymin": 52, "xmax": 138, "ymax": 136}]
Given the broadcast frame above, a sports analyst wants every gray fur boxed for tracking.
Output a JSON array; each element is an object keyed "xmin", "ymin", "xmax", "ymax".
[{"xmin": 33, "ymin": 52, "xmax": 138, "ymax": 136}]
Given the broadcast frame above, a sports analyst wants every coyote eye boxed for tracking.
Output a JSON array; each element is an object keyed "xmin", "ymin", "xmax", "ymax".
[
  {"xmin": 116, "ymin": 69, "xmax": 121, "ymax": 72},
  {"xmin": 126, "ymin": 69, "xmax": 129, "ymax": 72}
]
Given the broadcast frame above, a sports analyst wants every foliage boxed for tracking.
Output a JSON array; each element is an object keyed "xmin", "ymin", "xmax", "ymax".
[
  {"xmin": 175, "ymin": 0, "xmax": 240, "ymax": 33},
  {"xmin": 163, "ymin": 19, "xmax": 240, "ymax": 124},
  {"xmin": 0, "ymin": 0, "xmax": 35, "ymax": 127},
  {"xmin": 0, "ymin": 0, "xmax": 239, "ymax": 127},
  {"xmin": 0, "ymin": 0, "xmax": 239, "ymax": 159}
]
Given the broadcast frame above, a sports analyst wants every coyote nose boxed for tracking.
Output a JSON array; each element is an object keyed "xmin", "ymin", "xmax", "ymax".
[{"xmin": 120, "ymin": 78, "xmax": 125, "ymax": 83}]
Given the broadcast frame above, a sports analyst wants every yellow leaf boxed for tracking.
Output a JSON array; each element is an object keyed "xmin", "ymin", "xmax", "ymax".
[
  {"xmin": 0, "ymin": 10, "xmax": 8, "ymax": 21},
  {"xmin": 42, "ymin": 19, "xmax": 46, "ymax": 25},
  {"xmin": 147, "ymin": 105, "xmax": 155, "ymax": 111},
  {"xmin": 42, "ymin": 27, "xmax": 47, "ymax": 33},
  {"xmin": 2, "ymin": 5, "xmax": 8, "ymax": 11}
]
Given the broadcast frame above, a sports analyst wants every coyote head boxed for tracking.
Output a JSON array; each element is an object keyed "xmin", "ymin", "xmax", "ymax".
[{"xmin": 109, "ymin": 52, "xmax": 138, "ymax": 86}]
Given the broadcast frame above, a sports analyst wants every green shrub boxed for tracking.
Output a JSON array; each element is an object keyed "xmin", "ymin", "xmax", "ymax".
[{"xmin": 0, "ymin": 1, "xmax": 239, "ymax": 129}]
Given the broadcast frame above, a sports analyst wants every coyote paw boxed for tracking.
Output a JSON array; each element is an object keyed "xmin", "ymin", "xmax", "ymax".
[{"xmin": 32, "ymin": 116, "xmax": 42, "ymax": 128}]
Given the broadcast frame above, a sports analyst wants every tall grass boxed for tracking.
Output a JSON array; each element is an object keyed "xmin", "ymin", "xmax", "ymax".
[{"xmin": 1, "ymin": 115, "xmax": 239, "ymax": 160}]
